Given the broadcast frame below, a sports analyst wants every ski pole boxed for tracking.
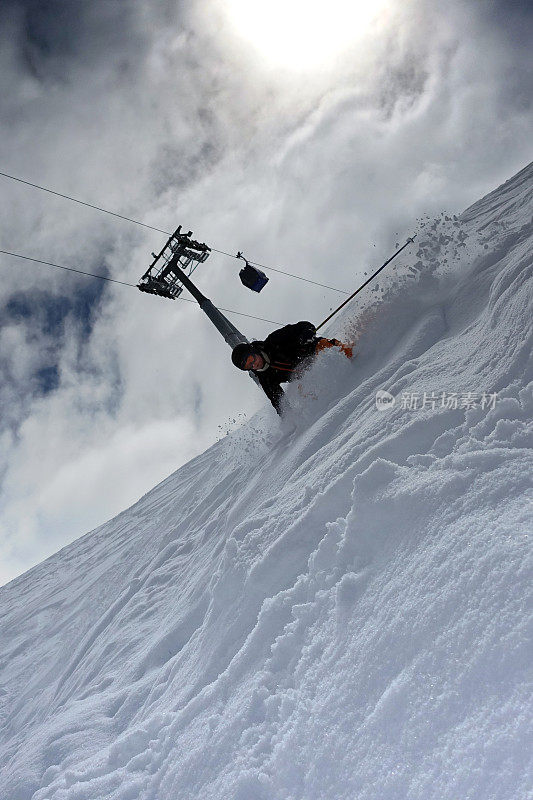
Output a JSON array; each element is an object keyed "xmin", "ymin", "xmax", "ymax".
[{"xmin": 315, "ymin": 235, "xmax": 416, "ymax": 332}]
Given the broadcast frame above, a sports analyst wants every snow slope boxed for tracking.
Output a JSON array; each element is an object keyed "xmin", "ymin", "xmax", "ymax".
[{"xmin": 1, "ymin": 163, "xmax": 532, "ymax": 800}]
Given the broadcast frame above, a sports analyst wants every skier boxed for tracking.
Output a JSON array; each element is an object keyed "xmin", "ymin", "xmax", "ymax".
[{"xmin": 231, "ymin": 321, "xmax": 353, "ymax": 413}]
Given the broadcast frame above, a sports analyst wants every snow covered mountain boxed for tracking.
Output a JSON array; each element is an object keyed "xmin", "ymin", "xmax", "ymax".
[{"xmin": 1, "ymin": 163, "xmax": 532, "ymax": 800}]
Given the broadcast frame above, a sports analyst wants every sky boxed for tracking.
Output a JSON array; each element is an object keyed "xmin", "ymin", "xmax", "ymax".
[{"xmin": 0, "ymin": 0, "xmax": 532, "ymax": 585}]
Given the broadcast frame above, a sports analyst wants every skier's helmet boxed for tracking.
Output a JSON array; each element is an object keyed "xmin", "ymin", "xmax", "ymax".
[{"xmin": 231, "ymin": 342, "xmax": 255, "ymax": 370}]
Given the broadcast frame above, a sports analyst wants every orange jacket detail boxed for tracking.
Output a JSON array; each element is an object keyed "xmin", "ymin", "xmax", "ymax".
[{"xmin": 315, "ymin": 338, "xmax": 353, "ymax": 359}]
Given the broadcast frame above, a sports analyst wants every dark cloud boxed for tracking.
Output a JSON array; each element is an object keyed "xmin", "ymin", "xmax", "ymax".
[
  {"xmin": 0, "ymin": 279, "xmax": 106, "ymax": 448},
  {"xmin": 34, "ymin": 363, "xmax": 59, "ymax": 393},
  {"xmin": 4, "ymin": 280, "xmax": 103, "ymax": 338},
  {"xmin": 485, "ymin": 0, "xmax": 533, "ymax": 44},
  {"xmin": 5, "ymin": 0, "xmax": 147, "ymax": 81}
]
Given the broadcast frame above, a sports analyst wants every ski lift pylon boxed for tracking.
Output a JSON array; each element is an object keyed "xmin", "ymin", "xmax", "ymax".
[{"xmin": 137, "ymin": 225, "xmax": 211, "ymax": 300}]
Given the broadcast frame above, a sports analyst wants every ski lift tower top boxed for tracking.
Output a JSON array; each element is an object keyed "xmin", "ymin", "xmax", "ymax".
[
  {"xmin": 138, "ymin": 225, "xmax": 211, "ymax": 300},
  {"xmin": 137, "ymin": 224, "xmax": 251, "ymax": 352}
]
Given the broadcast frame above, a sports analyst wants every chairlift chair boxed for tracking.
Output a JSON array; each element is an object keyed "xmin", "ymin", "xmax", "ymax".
[{"xmin": 236, "ymin": 252, "xmax": 269, "ymax": 293}]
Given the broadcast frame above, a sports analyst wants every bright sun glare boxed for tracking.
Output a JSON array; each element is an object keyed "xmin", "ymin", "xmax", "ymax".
[{"xmin": 223, "ymin": 0, "xmax": 388, "ymax": 71}]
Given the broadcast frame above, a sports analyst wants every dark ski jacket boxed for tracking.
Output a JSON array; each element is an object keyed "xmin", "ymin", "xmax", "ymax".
[{"xmin": 249, "ymin": 321, "xmax": 330, "ymax": 413}]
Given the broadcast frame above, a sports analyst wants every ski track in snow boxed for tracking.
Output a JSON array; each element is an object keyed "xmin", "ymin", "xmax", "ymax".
[{"xmin": 1, "ymin": 163, "xmax": 532, "ymax": 800}]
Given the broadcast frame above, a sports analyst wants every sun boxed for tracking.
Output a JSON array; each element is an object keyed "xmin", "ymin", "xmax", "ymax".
[{"xmin": 222, "ymin": 0, "xmax": 388, "ymax": 71}]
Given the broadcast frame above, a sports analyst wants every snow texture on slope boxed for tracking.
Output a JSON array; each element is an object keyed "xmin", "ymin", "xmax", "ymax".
[{"xmin": 1, "ymin": 162, "xmax": 532, "ymax": 800}]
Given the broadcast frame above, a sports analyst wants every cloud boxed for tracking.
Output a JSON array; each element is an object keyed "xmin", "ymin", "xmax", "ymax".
[
  {"xmin": 0, "ymin": 414, "xmax": 203, "ymax": 585},
  {"xmin": 0, "ymin": 0, "xmax": 532, "ymax": 584}
]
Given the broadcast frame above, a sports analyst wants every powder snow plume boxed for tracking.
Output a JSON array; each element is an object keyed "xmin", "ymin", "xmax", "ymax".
[{"xmin": 1, "ymin": 163, "xmax": 532, "ymax": 800}]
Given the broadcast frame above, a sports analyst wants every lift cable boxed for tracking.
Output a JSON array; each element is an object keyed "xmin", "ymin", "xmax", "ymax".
[
  {"xmin": 209, "ymin": 245, "xmax": 348, "ymax": 294},
  {"xmin": 0, "ymin": 170, "xmax": 350, "ymax": 295},
  {"xmin": 0, "ymin": 250, "xmax": 139, "ymax": 288},
  {"xmin": 0, "ymin": 249, "xmax": 284, "ymax": 326},
  {"xmin": 0, "ymin": 171, "xmax": 170, "ymax": 235}
]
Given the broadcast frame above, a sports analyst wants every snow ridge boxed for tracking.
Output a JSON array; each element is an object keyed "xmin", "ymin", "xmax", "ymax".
[{"xmin": 1, "ymin": 163, "xmax": 532, "ymax": 800}]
